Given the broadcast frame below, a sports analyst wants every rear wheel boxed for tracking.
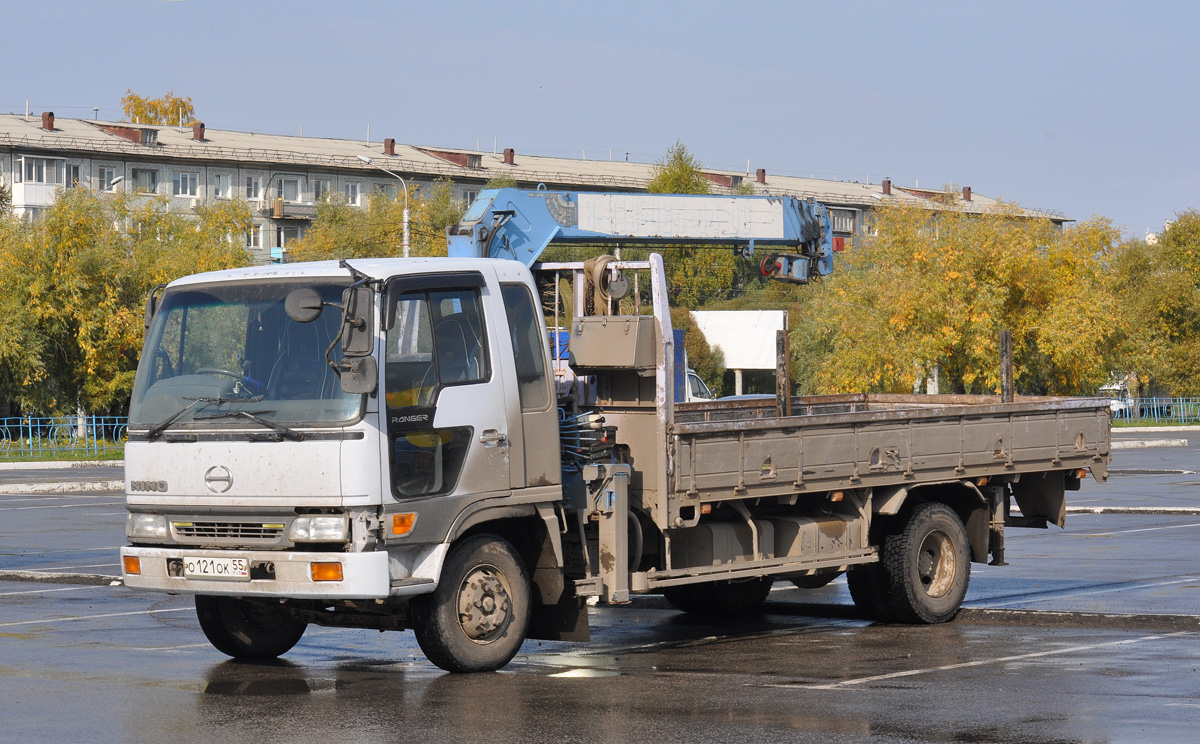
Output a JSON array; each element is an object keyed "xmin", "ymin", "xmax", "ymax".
[
  {"xmin": 881, "ymin": 502, "xmax": 971, "ymax": 623},
  {"xmin": 663, "ymin": 577, "xmax": 773, "ymax": 616},
  {"xmin": 411, "ymin": 535, "xmax": 532, "ymax": 673},
  {"xmin": 846, "ymin": 563, "xmax": 893, "ymax": 621},
  {"xmin": 195, "ymin": 595, "xmax": 307, "ymax": 659}
]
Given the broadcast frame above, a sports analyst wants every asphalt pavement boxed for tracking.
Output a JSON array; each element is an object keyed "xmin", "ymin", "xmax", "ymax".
[{"xmin": 2, "ymin": 431, "xmax": 1199, "ymax": 742}]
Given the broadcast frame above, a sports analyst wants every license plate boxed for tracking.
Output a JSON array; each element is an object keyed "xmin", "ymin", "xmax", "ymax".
[{"xmin": 183, "ymin": 556, "xmax": 250, "ymax": 581}]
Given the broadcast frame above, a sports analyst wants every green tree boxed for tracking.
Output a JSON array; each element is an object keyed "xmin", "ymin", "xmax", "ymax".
[
  {"xmin": 0, "ymin": 189, "xmax": 250, "ymax": 414},
  {"xmin": 670, "ymin": 306, "xmax": 726, "ymax": 396},
  {"xmin": 1111, "ymin": 210, "xmax": 1200, "ymax": 395},
  {"xmin": 289, "ymin": 179, "xmax": 465, "ymax": 262},
  {"xmin": 121, "ymin": 89, "xmax": 196, "ymax": 126},
  {"xmin": 484, "ymin": 173, "xmax": 518, "ymax": 189},
  {"xmin": 647, "ymin": 140, "xmax": 711, "ymax": 195}
]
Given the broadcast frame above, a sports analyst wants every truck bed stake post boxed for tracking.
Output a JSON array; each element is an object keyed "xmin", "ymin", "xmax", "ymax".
[
  {"xmin": 597, "ymin": 464, "xmax": 632, "ymax": 603},
  {"xmin": 1000, "ymin": 329, "xmax": 1013, "ymax": 404}
]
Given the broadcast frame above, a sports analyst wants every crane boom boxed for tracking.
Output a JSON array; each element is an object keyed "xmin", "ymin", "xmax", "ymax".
[{"xmin": 447, "ymin": 188, "xmax": 834, "ymax": 283}]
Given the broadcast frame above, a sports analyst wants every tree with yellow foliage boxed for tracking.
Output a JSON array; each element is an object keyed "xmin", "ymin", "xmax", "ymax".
[
  {"xmin": 0, "ymin": 189, "xmax": 250, "ymax": 415},
  {"xmin": 121, "ymin": 89, "xmax": 196, "ymax": 126},
  {"xmin": 791, "ymin": 204, "xmax": 1124, "ymax": 396}
]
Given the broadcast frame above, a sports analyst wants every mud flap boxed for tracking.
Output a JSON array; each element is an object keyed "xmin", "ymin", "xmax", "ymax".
[
  {"xmin": 527, "ymin": 591, "xmax": 590, "ymax": 642},
  {"xmin": 1008, "ymin": 472, "xmax": 1067, "ymax": 529}
]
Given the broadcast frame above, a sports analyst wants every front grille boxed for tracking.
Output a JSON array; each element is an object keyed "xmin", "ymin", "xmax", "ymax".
[{"xmin": 173, "ymin": 521, "xmax": 285, "ymax": 541}]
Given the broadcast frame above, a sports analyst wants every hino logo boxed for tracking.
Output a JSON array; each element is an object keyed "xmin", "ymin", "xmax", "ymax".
[
  {"xmin": 129, "ymin": 480, "xmax": 168, "ymax": 492},
  {"xmin": 204, "ymin": 465, "xmax": 233, "ymax": 494}
]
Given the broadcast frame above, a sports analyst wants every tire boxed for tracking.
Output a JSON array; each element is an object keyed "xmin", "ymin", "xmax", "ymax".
[
  {"xmin": 662, "ymin": 577, "xmax": 773, "ymax": 616},
  {"xmin": 195, "ymin": 595, "xmax": 307, "ymax": 659},
  {"xmin": 846, "ymin": 563, "xmax": 893, "ymax": 621},
  {"xmin": 789, "ymin": 570, "xmax": 842, "ymax": 590},
  {"xmin": 411, "ymin": 535, "xmax": 532, "ymax": 673},
  {"xmin": 881, "ymin": 502, "xmax": 971, "ymax": 624}
]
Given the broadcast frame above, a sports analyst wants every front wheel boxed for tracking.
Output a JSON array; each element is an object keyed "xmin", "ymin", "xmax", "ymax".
[
  {"xmin": 881, "ymin": 502, "xmax": 971, "ymax": 624},
  {"xmin": 411, "ymin": 535, "xmax": 532, "ymax": 673},
  {"xmin": 195, "ymin": 595, "xmax": 307, "ymax": 659}
]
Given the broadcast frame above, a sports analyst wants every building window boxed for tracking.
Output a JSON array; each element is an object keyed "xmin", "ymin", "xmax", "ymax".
[
  {"xmin": 131, "ymin": 168, "xmax": 158, "ymax": 194},
  {"xmin": 245, "ymin": 223, "xmax": 262, "ymax": 249},
  {"xmin": 245, "ymin": 176, "xmax": 262, "ymax": 201},
  {"xmin": 343, "ymin": 182, "xmax": 360, "ymax": 206},
  {"xmin": 15, "ymin": 156, "xmax": 66, "ymax": 185},
  {"xmin": 172, "ymin": 172, "xmax": 198, "ymax": 197},
  {"xmin": 66, "ymin": 164, "xmax": 81, "ymax": 189},
  {"xmin": 96, "ymin": 167, "xmax": 117, "ymax": 192},
  {"xmin": 212, "ymin": 174, "xmax": 231, "ymax": 199},
  {"xmin": 372, "ymin": 182, "xmax": 396, "ymax": 199},
  {"xmin": 462, "ymin": 189, "xmax": 478, "ymax": 205},
  {"xmin": 829, "ymin": 208, "xmax": 857, "ymax": 235},
  {"xmin": 277, "ymin": 225, "xmax": 305, "ymax": 246},
  {"xmin": 277, "ymin": 177, "xmax": 302, "ymax": 202},
  {"xmin": 312, "ymin": 179, "xmax": 331, "ymax": 201}
]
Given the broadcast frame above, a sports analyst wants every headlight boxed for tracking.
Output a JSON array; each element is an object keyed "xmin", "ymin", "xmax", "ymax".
[
  {"xmin": 127, "ymin": 513, "xmax": 168, "ymax": 540},
  {"xmin": 288, "ymin": 515, "xmax": 349, "ymax": 543}
]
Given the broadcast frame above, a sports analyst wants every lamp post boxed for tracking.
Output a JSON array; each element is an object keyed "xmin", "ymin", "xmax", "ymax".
[
  {"xmin": 357, "ymin": 154, "xmax": 410, "ymax": 257},
  {"xmin": 106, "ymin": 175, "xmax": 125, "ymax": 192}
]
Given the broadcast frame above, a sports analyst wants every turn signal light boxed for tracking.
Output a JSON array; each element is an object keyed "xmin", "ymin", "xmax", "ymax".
[
  {"xmin": 392, "ymin": 513, "xmax": 417, "ymax": 536},
  {"xmin": 310, "ymin": 562, "xmax": 344, "ymax": 582},
  {"xmin": 1074, "ymin": 469, "xmax": 1088, "ymax": 479},
  {"xmin": 123, "ymin": 556, "xmax": 142, "ymax": 575}
]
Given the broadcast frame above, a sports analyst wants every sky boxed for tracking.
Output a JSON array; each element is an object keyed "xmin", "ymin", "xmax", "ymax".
[{"xmin": 6, "ymin": 1, "xmax": 1198, "ymax": 237}]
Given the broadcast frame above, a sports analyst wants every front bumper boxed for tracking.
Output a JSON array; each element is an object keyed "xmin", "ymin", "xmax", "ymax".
[{"xmin": 121, "ymin": 546, "xmax": 391, "ymax": 599}]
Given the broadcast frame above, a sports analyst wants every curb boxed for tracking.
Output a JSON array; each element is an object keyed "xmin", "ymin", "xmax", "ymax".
[
  {"xmin": 0, "ymin": 570, "xmax": 121, "ymax": 586},
  {"xmin": 1111, "ymin": 439, "xmax": 1188, "ymax": 449},
  {"xmin": 1066, "ymin": 506, "xmax": 1200, "ymax": 515},
  {"xmin": 0, "ymin": 480, "xmax": 124, "ymax": 494},
  {"xmin": 0, "ymin": 460, "xmax": 123, "ymax": 471}
]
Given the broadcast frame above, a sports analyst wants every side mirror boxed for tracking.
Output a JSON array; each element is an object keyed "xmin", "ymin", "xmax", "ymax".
[
  {"xmin": 341, "ymin": 287, "xmax": 375, "ymax": 357},
  {"xmin": 339, "ymin": 356, "xmax": 378, "ymax": 395},
  {"xmin": 285, "ymin": 288, "xmax": 324, "ymax": 323},
  {"xmin": 143, "ymin": 284, "xmax": 167, "ymax": 332}
]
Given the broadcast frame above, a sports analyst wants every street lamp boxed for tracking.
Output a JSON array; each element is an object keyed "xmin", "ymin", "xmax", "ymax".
[
  {"xmin": 106, "ymin": 175, "xmax": 125, "ymax": 192},
  {"xmin": 356, "ymin": 154, "xmax": 410, "ymax": 258}
]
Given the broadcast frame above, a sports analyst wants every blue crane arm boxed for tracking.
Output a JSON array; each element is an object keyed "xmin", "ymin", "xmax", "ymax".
[{"xmin": 446, "ymin": 188, "xmax": 834, "ymax": 283}]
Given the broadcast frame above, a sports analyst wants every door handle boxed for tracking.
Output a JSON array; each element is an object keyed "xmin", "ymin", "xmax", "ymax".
[{"xmin": 479, "ymin": 429, "xmax": 508, "ymax": 447}]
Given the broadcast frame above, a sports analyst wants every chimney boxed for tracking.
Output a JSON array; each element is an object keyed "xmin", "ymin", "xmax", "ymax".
[
  {"xmin": 191, "ymin": 122, "xmax": 205, "ymax": 141},
  {"xmin": 41, "ymin": 111, "xmax": 54, "ymax": 131},
  {"xmin": 962, "ymin": 186, "xmax": 972, "ymax": 201},
  {"xmin": 756, "ymin": 168, "xmax": 766, "ymax": 184},
  {"xmin": 503, "ymin": 147, "xmax": 515, "ymax": 165},
  {"xmin": 882, "ymin": 178, "xmax": 891, "ymax": 196},
  {"xmin": 384, "ymin": 138, "xmax": 395, "ymax": 156}
]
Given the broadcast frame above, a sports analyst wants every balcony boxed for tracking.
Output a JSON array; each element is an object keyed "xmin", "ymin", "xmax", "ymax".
[{"xmin": 259, "ymin": 198, "xmax": 317, "ymax": 221}]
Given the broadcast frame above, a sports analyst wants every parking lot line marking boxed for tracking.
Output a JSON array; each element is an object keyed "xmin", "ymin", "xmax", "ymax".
[
  {"xmin": 32, "ymin": 562, "xmax": 120, "ymax": 571},
  {"xmin": 1072, "ymin": 521, "xmax": 1200, "ymax": 537},
  {"xmin": 0, "ymin": 607, "xmax": 192, "ymax": 628},
  {"xmin": 768, "ymin": 632, "xmax": 1194, "ymax": 690},
  {"xmin": 968, "ymin": 576, "xmax": 1200, "ymax": 608},
  {"xmin": 0, "ymin": 501, "xmax": 124, "ymax": 511},
  {"xmin": 0, "ymin": 585, "xmax": 106, "ymax": 597}
]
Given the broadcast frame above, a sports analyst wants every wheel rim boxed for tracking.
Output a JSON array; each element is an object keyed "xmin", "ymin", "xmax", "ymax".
[
  {"xmin": 456, "ymin": 563, "xmax": 512, "ymax": 644},
  {"xmin": 916, "ymin": 530, "xmax": 956, "ymax": 598}
]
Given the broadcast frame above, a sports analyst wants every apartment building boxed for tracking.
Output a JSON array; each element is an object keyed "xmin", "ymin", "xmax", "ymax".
[{"xmin": 0, "ymin": 111, "xmax": 1067, "ymax": 263}]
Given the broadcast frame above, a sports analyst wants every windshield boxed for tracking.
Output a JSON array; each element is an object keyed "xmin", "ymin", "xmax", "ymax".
[{"xmin": 129, "ymin": 279, "xmax": 364, "ymax": 429}]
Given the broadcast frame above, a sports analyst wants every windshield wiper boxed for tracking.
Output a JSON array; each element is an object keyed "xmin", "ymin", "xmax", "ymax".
[
  {"xmin": 144, "ymin": 395, "xmax": 261, "ymax": 441},
  {"xmin": 193, "ymin": 409, "xmax": 306, "ymax": 442}
]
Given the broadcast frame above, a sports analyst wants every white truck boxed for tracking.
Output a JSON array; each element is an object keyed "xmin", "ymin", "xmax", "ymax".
[{"xmin": 121, "ymin": 190, "xmax": 1111, "ymax": 672}]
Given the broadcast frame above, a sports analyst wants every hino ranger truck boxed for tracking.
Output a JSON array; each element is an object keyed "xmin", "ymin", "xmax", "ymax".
[{"xmin": 121, "ymin": 189, "xmax": 1111, "ymax": 672}]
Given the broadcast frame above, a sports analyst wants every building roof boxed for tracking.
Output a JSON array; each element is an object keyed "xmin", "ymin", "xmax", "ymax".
[{"xmin": 0, "ymin": 113, "xmax": 1066, "ymax": 221}]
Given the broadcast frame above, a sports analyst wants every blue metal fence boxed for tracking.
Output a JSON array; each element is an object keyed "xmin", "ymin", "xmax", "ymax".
[
  {"xmin": 0, "ymin": 416, "xmax": 127, "ymax": 460},
  {"xmin": 1109, "ymin": 397, "xmax": 1200, "ymax": 424}
]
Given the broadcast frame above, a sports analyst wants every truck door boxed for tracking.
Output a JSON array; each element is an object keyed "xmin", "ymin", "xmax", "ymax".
[
  {"xmin": 382, "ymin": 273, "xmax": 510, "ymax": 500},
  {"xmin": 499, "ymin": 282, "xmax": 560, "ymax": 489}
]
